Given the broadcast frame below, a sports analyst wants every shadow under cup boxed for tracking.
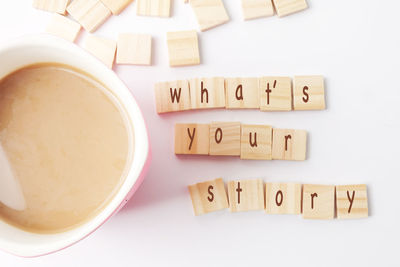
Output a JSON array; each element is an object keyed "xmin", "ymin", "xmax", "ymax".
[{"xmin": 0, "ymin": 35, "xmax": 150, "ymax": 257}]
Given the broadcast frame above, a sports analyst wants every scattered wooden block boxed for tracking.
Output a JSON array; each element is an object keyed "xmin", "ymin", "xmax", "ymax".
[
  {"xmin": 116, "ymin": 33, "xmax": 152, "ymax": 65},
  {"xmin": 225, "ymin": 78, "xmax": 259, "ymax": 109},
  {"xmin": 189, "ymin": 77, "xmax": 225, "ymax": 109},
  {"xmin": 240, "ymin": 124, "xmax": 272, "ymax": 160},
  {"xmin": 265, "ymin": 183, "xmax": 301, "ymax": 214},
  {"xmin": 303, "ymin": 184, "xmax": 335, "ymax": 220},
  {"xmin": 175, "ymin": 124, "xmax": 210, "ymax": 155},
  {"xmin": 272, "ymin": 128, "xmax": 307, "ymax": 160},
  {"xmin": 188, "ymin": 178, "xmax": 229, "ymax": 215},
  {"xmin": 136, "ymin": 0, "xmax": 171, "ymax": 17},
  {"xmin": 100, "ymin": 0, "xmax": 133, "ymax": 14},
  {"xmin": 241, "ymin": 0, "xmax": 274, "ymax": 20},
  {"xmin": 67, "ymin": 0, "xmax": 111, "ymax": 33},
  {"xmin": 209, "ymin": 122, "xmax": 241, "ymax": 156},
  {"xmin": 155, "ymin": 80, "xmax": 191, "ymax": 113},
  {"xmin": 167, "ymin": 30, "xmax": 200, "ymax": 67},
  {"xmin": 33, "ymin": 0, "xmax": 69, "ymax": 14},
  {"xmin": 45, "ymin": 14, "xmax": 81, "ymax": 42},
  {"xmin": 227, "ymin": 179, "xmax": 264, "ymax": 212},
  {"xmin": 273, "ymin": 0, "xmax": 308, "ymax": 17},
  {"xmin": 84, "ymin": 35, "xmax": 116, "ymax": 68},
  {"xmin": 190, "ymin": 0, "xmax": 230, "ymax": 31},
  {"xmin": 336, "ymin": 184, "xmax": 368, "ymax": 219},
  {"xmin": 293, "ymin": 75, "xmax": 325, "ymax": 110},
  {"xmin": 259, "ymin": 76, "xmax": 292, "ymax": 111}
]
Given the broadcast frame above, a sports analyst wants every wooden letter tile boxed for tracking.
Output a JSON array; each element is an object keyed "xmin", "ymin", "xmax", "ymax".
[
  {"xmin": 155, "ymin": 80, "xmax": 191, "ymax": 113},
  {"xmin": 116, "ymin": 33, "xmax": 152, "ymax": 65},
  {"xmin": 272, "ymin": 0, "xmax": 308, "ymax": 17},
  {"xmin": 225, "ymin": 77, "xmax": 259, "ymax": 109},
  {"xmin": 189, "ymin": 77, "xmax": 225, "ymax": 109},
  {"xmin": 33, "ymin": 0, "xmax": 69, "ymax": 14},
  {"xmin": 259, "ymin": 76, "xmax": 292, "ymax": 111},
  {"xmin": 45, "ymin": 14, "xmax": 81, "ymax": 42},
  {"xmin": 336, "ymin": 184, "xmax": 368, "ymax": 219},
  {"xmin": 240, "ymin": 124, "xmax": 272, "ymax": 160},
  {"xmin": 265, "ymin": 183, "xmax": 301, "ymax": 214},
  {"xmin": 84, "ymin": 35, "xmax": 116, "ymax": 68},
  {"xmin": 228, "ymin": 179, "xmax": 264, "ymax": 212},
  {"xmin": 272, "ymin": 128, "xmax": 307, "ymax": 160},
  {"xmin": 167, "ymin": 30, "xmax": 200, "ymax": 67},
  {"xmin": 190, "ymin": 0, "xmax": 230, "ymax": 31},
  {"xmin": 241, "ymin": 0, "xmax": 274, "ymax": 20},
  {"xmin": 188, "ymin": 178, "xmax": 228, "ymax": 215},
  {"xmin": 67, "ymin": 0, "xmax": 111, "ymax": 33},
  {"xmin": 209, "ymin": 122, "xmax": 241, "ymax": 156},
  {"xmin": 100, "ymin": 0, "xmax": 133, "ymax": 14},
  {"xmin": 136, "ymin": 0, "xmax": 171, "ymax": 17},
  {"xmin": 303, "ymin": 184, "xmax": 335, "ymax": 220},
  {"xmin": 293, "ymin": 75, "xmax": 325, "ymax": 110},
  {"xmin": 175, "ymin": 124, "xmax": 210, "ymax": 155}
]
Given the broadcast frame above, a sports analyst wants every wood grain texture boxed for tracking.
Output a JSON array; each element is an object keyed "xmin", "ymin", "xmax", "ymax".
[
  {"xmin": 302, "ymin": 184, "xmax": 335, "ymax": 220},
  {"xmin": 45, "ymin": 13, "xmax": 81, "ymax": 42},
  {"xmin": 209, "ymin": 122, "xmax": 241, "ymax": 156},
  {"xmin": 116, "ymin": 33, "xmax": 152, "ymax": 65},
  {"xmin": 167, "ymin": 30, "xmax": 200, "ymax": 67},
  {"xmin": 225, "ymin": 77, "xmax": 259, "ymax": 109},
  {"xmin": 265, "ymin": 183, "xmax": 301, "ymax": 214},
  {"xmin": 190, "ymin": 0, "xmax": 229, "ymax": 31},
  {"xmin": 67, "ymin": 0, "xmax": 111, "ymax": 32},
  {"xmin": 100, "ymin": 0, "xmax": 133, "ymax": 14},
  {"xmin": 155, "ymin": 80, "xmax": 191, "ymax": 113},
  {"xmin": 84, "ymin": 35, "xmax": 116, "ymax": 68},
  {"xmin": 189, "ymin": 77, "xmax": 225, "ymax": 109},
  {"xmin": 240, "ymin": 124, "xmax": 272, "ymax": 160},
  {"xmin": 273, "ymin": 0, "xmax": 307, "ymax": 17},
  {"xmin": 136, "ymin": 0, "xmax": 171, "ymax": 17},
  {"xmin": 293, "ymin": 75, "xmax": 325, "ymax": 110},
  {"xmin": 175, "ymin": 124, "xmax": 210, "ymax": 155},
  {"xmin": 272, "ymin": 128, "xmax": 307, "ymax": 160},
  {"xmin": 259, "ymin": 76, "xmax": 292, "ymax": 111},
  {"xmin": 241, "ymin": 0, "xmax": 274, "ymax": 20},
  {"xmin": 188, "ymin": 178, "xmax": 228, "ymax": 215},
  {"xmin": 336, "ymin": 184, "xmax": 368, "ymax": 219},
  {"xmin": 228, "ymin": 179, "xmax": 264, "ymax": 212},
  {"xmin": 33, "ymin": 0, "xmax": 69, "ymax": 14}
]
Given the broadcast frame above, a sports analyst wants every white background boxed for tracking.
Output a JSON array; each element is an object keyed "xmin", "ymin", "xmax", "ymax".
[{"xmin": 0, "ymin": 0, "xmax": 399, "ymax": 266}]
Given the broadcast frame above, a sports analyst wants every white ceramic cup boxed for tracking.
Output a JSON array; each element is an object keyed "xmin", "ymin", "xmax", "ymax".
[{"xmin": 0, "ymin": 35, "xmax": 151, "ymax": 257}]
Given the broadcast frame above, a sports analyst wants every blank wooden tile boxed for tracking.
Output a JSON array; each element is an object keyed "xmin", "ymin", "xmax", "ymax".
[
  {"xmin": 67, "ymin": 0, "xmax": 111, "ymax": 33},
  {"xmin": 337, "ymin": 184, "xmax": 368, "ymax": 219},
  {"xmin": 209, "ymin": 122, "xmax": 241, "ymax": 156},
  {"xmin": 225, "ymin": 78, "xmax": 259, "ymax": 109},
  {"xmin": 155, "ymin": 80, "xmax": 191, "ymax": 113},
  {"xmin": 188, "ymin": 178, "xmax": 228, "ymax": 216},
  {"xmin": 190, "ymin": 0, "xmax": 230, "ymax": 31},
  {"xmin": 100, "ymin": 0, "xmax": 133, "ymax": 14},
  {"xmin": 228, "ymin": 179, "xmax": 264, "ymax": 212},
  {"xmin": 136, "ymin": 0, "xmax": 171, "ymax": 17},
  {"xmin": 175, "ymin": 124, "xmax": 210, "ymax": 155},
  {"xmin": 116, "ymin": 33, "xmax": 152, "ymax": 65},
  {"xmin": 265, "ymin": 183, "xmax": 301, "ymax": 214},
  {"xmin": 84, "ymin": 35, "xmax": 116, "ymax": 68},
  {"xmin": 303, "ymin": 184, "xmax": 335, "ymax": 220},
  {"xmin": 272, "ymin": 128, "xmax": 307, "ymax": 160},
  {"xmin": 293, "ymin": 75, "xmax": 325, "ymax": 110},
  {"xmin": 240, "ymin": 124, "xmax": 272, "ymax": 160},
  {"xmin": 189, "ymin": 77, "xmax": 225, "ymax": 109},
  {"xmin": 167, "ymin": 30, "xmax": 200, "ymax": 67},
  {"xmin": 33, "ymin": 0, "xmax": 69, "ymax": 14},
  {"xmin": 241, "ymin": 0, "xmax": 274, "ymax": 20},
  {"xmin": 45, "ymin": 14, "xmax": 81, "ymax": 42},
  {"xmin": 273, "ymin": 0, "xmax": 308, "ymax": 17},
  {"xmin": 259, "ymin": 76, "xmax": 292, "ymax": 111}
]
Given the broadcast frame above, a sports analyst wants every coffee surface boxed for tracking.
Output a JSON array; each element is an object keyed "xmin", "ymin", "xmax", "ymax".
[{"xmin": 0, "ymin": 64, "xmax": 130, "ymax": 233}]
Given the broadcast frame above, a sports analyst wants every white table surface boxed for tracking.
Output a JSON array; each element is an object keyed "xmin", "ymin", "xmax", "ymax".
[{"xmin": 0, "ymin": 1, "xmax": 399, "ymax": 266}]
